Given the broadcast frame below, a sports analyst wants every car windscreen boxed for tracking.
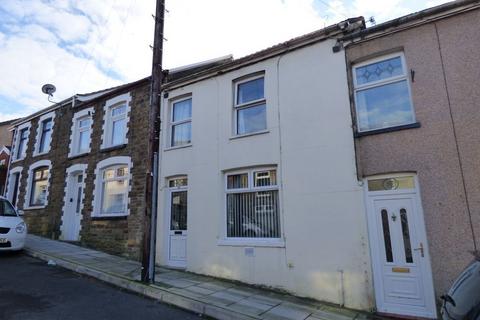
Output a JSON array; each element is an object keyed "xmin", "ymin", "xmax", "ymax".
[{"xmin": 0, "ymin": 199, "xmax": 18, "ymax": 217}]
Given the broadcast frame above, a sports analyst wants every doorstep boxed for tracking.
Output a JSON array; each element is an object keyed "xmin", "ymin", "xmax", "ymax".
[{"xmin": 25, "ymin": 235, "xmax": 386, "ymax": 320}]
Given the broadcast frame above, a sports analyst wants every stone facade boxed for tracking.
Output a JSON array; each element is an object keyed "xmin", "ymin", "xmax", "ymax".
[{"xmin": 7, "ymin": 79, "xmax": 150, "ymax": 260}]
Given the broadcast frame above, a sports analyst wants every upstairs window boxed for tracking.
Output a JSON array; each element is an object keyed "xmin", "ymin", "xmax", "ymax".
[
  {"xmin": 353, "ymin": 53, "xmax": 415, "ymax": 132},
  {"xmin": 170, "ymin": 98, "xmax": 192, "ymax": 147},
  {"xmin": 33, "ymin": 111, "xmax": 55, "ymax": 156},
  {"xmin": 110, "ymin": 105, "xmax": 127, "ymax": 146},
  {"xmin": 38, "ymin": 118, "xmax": 52, "ymax": 154},
  {"xmin": 101, "ymin": 93, "xmax": 131, "ymax": 149},
  {"xmin": 16, "ymin": 127, "xmax": 29, "ymax": 159},
  {"xmin": 30, "ymin": 166, "xmax": 49, "ymax": 207},
  {"xmin": 69, "ymin": 108, "xmax": 93, "ymax": 157},
  {"xmin": 225, "ymin": 168, "xmax": 280, "ymax": 240},
  {"xmin": 234, "ymin": 75, "xmax": 267, "ymax": 135}
]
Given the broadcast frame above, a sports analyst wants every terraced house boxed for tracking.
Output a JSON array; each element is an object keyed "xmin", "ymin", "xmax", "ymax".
[{"xmin": 5, "ymin": 78, "xmax": 151, "ymax": 259}]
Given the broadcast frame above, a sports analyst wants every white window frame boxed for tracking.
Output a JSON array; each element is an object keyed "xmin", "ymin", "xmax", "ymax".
[
  {"xmin": 24, "ymin": 159, "xmax": 52, "ymax": 209},
  {"xmin": 168, "ymin": 96, "xmax": 192, "ymax": 148},
  {"xmin": 233, "ymin": 74, "xmax": 268, "ymax": 137},
  {"xmin": 92, "ymin": 156, "xmax": 132, "ymax": 217},
  {"xmin": 352, "ymin": 52, "xmax": 416, "ymax": 133},
  {"xmin": 6, "ymin": 166, "xmax": 22, "ymax": 207},
  {"xmin": 12, "ymin": 121, "xmax": 31, "ymax": 162},
  {"xmin": 33, "ymin": 111, "xmax": 56, "ymax": 156},
  {"xmin": 68, "ymin": 107, "xmax": 94, "ymax": 157},
  {"xmin": 219, "ymin": 166, "xmax": 284, "ymax": 247},
  {"xmin": 101, "ymin": 93, "xmax": 131, "ymax": 149}
]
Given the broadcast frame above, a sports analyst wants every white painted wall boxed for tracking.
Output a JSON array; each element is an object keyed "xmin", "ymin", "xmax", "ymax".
[{"xmin": 156, "ymin": 39, "xmax": 374, "ymax": 310}]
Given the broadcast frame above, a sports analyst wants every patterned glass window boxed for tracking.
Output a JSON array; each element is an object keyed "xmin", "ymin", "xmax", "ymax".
[
  {"xmin": 400, "ymin": 208, "xmax": 413, "ymax": 263},
  {"xmin": 381, "ymin": 209, "xmax": 393, "ymax": 263},
  {"xmin": 353, "ymin": 54, "xmax": 415, "ymax": 132}
]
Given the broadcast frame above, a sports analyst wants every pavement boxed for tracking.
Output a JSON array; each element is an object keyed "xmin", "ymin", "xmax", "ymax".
[
  {"xmin": 0, "ymin": 251, "xmax": 202, "ymax": 320},
  {"xmin": 24, "ymin": 235, "xmax": 384, "ymax": 320}
]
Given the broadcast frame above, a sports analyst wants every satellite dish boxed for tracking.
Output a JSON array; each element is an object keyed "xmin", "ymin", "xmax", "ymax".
[{"xmin": 41, "ymin": 84, "xmax": 56, "ymax": 96}]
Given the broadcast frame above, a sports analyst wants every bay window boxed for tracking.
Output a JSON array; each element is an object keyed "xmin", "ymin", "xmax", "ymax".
[
  {"xmin": 225, "ymin": 168, "xmax": 280, "ymax": 240},
  {"xmin": 353, "ymin": 53, "xmax": 415, "ymax": 132}
]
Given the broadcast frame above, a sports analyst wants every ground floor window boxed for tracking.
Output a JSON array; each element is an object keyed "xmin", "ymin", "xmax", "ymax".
[
  {"xmin": 225, "ymin": 168, "xmax": 280, "ymax": 239},
  {"xmin": 24, "ymin": 160, "xmax": 51, "ymax": 209},
  {"xmin": 92, "ymin": 156, "xmax": 132, "ymax": 217},
  {"xmin": 30, "ymin": 167, "xmax": 49, "ymax": 206}
]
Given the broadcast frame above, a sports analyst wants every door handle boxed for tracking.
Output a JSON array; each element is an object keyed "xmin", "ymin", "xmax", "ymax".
[{"xmin": 414, "ymin": 242, "xmax": 424, "ymax": 257}]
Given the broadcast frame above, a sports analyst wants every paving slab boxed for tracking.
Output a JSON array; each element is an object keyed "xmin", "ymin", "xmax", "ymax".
[{"xmin": 24, "ymin": 235, "xmax": 389, "ymax": 320}]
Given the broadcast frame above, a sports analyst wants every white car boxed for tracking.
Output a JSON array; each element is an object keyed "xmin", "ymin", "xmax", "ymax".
[{"xmin": 0, "ymin": 196, "xmax": 27, "ymax": 251}]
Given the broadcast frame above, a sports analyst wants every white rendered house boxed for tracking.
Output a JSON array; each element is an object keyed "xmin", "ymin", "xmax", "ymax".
[{"xmin": 156, "ymin": 19, "xmax": 374, "ymax": 310}]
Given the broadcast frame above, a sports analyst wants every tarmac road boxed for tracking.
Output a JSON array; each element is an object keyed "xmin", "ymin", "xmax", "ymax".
[{"xmin": 0, "ymin": 251, "xmax": 203, "ymax": 320}]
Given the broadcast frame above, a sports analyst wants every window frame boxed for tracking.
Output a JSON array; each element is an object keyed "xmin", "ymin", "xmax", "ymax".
[
  {"xmin": 169, "ymin": 96, "xmax": 192, "ymax": 148},
  {"xmin": 12, "ymin": 122, "xmax": 31, "ymax": 162},
  {"xmin": 69, "ymin": 107, "xmax": 94, "ymax": 158},
  {"xmin": 233, "ymin": 74, "xmax": 268, "ymax": 137},
  {"xmin": 220, "ymin": 167, "xmax": 284, "ymax": 247},
  {"xmin": 92, "ymin": 156, "xmax": 132, "ymax": 218},
  {"xmin": 6, "ymin": 166, "xmax": 23, "ymax": 207},
  {"xmin": 352, "ymin": 52, "xmax": 416, "ymax": 133},
  {"xmin": 33, "ymin": 111, "xmax": 55, "ymax": 156},
  {"xmin": 101, "ymin": 93, "xmax": 131, "ymax": 149},
  {"xmin": 24, "ymin": 160, "xmax": 51, "ymax": 209}
]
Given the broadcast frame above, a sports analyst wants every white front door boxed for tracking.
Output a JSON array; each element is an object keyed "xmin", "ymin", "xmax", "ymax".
[
  {"xmin": 167, "ymin": 184, "xmax": 188, "ymax": 268},
  {"xmin": 366, "ymin": 175, "xmax": 436, "ymax": 319},
  {"xmin": 63, "ymin": 173, "xmax": 84, "ymax": 241}
]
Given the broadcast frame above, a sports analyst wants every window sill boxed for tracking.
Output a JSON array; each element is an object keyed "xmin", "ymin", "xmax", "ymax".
[
  {"xmin": 100, "ymin": 144, "xmax": 127, "ymax": 153},
  {"xmin": 229, "ymin": 130, "xmax": 269, "ymax": 140},
  {"xmin": 33, "ymin": 151, "xmax": 50, "ymax": 157},
  {"xmin": 68, "ymin": 152, "xmax": 90, "ymax": 160},
  {"xmin": 11, "ymin": 158, "xmax": 25, "ymax": 164},
  {"xmin": 164, "ymin": 144, "xmax": 192, "ymax": 152},
  {"xmin": 355, "ymin": 122, "xmax": 421, "ymax": 137},
  {"xmin": 217, "ymin": 239, "xmax": 285, "ymax": 248},
  {"xmin": 23, "ymin": 205, "xmax": 47, "ymax": 211},
  {"xmin": 91, "ymin": 215, "xmax": 128, "ymax": 221}
]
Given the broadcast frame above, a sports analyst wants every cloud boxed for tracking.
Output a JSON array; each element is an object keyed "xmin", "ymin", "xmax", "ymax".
[{"xmin": 0, "ymin": 0, "xmax": 452, "ymax": 122}]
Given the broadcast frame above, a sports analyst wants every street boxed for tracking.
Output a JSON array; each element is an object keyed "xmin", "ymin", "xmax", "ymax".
[{"xmin": 0, "ymin": 252, "xmax": 203, "ymax": 320}]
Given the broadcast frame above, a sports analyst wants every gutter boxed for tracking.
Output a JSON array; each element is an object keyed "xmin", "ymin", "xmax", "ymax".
[{"xmin": 340, "ymin": 0, "xmax": 480, "ymax": 44}]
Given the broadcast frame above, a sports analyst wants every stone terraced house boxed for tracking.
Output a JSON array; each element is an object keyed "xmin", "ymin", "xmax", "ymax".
[{"xmin": 5, "ymin": 78, "xmax": 151, "ymax": 259}]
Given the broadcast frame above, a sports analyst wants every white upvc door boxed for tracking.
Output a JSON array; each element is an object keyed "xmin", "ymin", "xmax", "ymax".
[
  {"xmin": 63, "ymin": 173, "xmax": 83, "ymax": 241},
  {"xmin": 365, "ymin": 175, "xmax": 436, "ymax": 319},
  {"xmin": 166, "ymin": 187, "xmax": 188, "ymax": 268}
]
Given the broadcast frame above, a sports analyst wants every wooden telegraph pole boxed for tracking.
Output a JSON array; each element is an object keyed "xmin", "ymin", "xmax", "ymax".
[{"xmin": 142, "ymin": 0, "xmax": 165, "ymax": 283}]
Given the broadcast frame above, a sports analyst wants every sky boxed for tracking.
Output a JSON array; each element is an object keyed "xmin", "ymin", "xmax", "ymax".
[{"xmin": 0, "ymin": 0, "xmax": 450, "ymax": 122}]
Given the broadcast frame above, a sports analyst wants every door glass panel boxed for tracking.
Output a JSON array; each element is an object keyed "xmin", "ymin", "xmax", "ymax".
[
  {"xmin": 75, "ymin": 186, "xmax": 82, "ymax": 213},
  {"xmin": 368, "ymin": 177, "xmax": 415, "ymax": 191},
  {"xmin": 400, "ymin": 208, "xmax": 414, "ymax": 263},
  {"xmin": 381, "ymin": 209, "xmax": 393, "ymax": 262},
  {"xmin": 171, "ymin": 191, "xmax": 187, "ymax": 231}
]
